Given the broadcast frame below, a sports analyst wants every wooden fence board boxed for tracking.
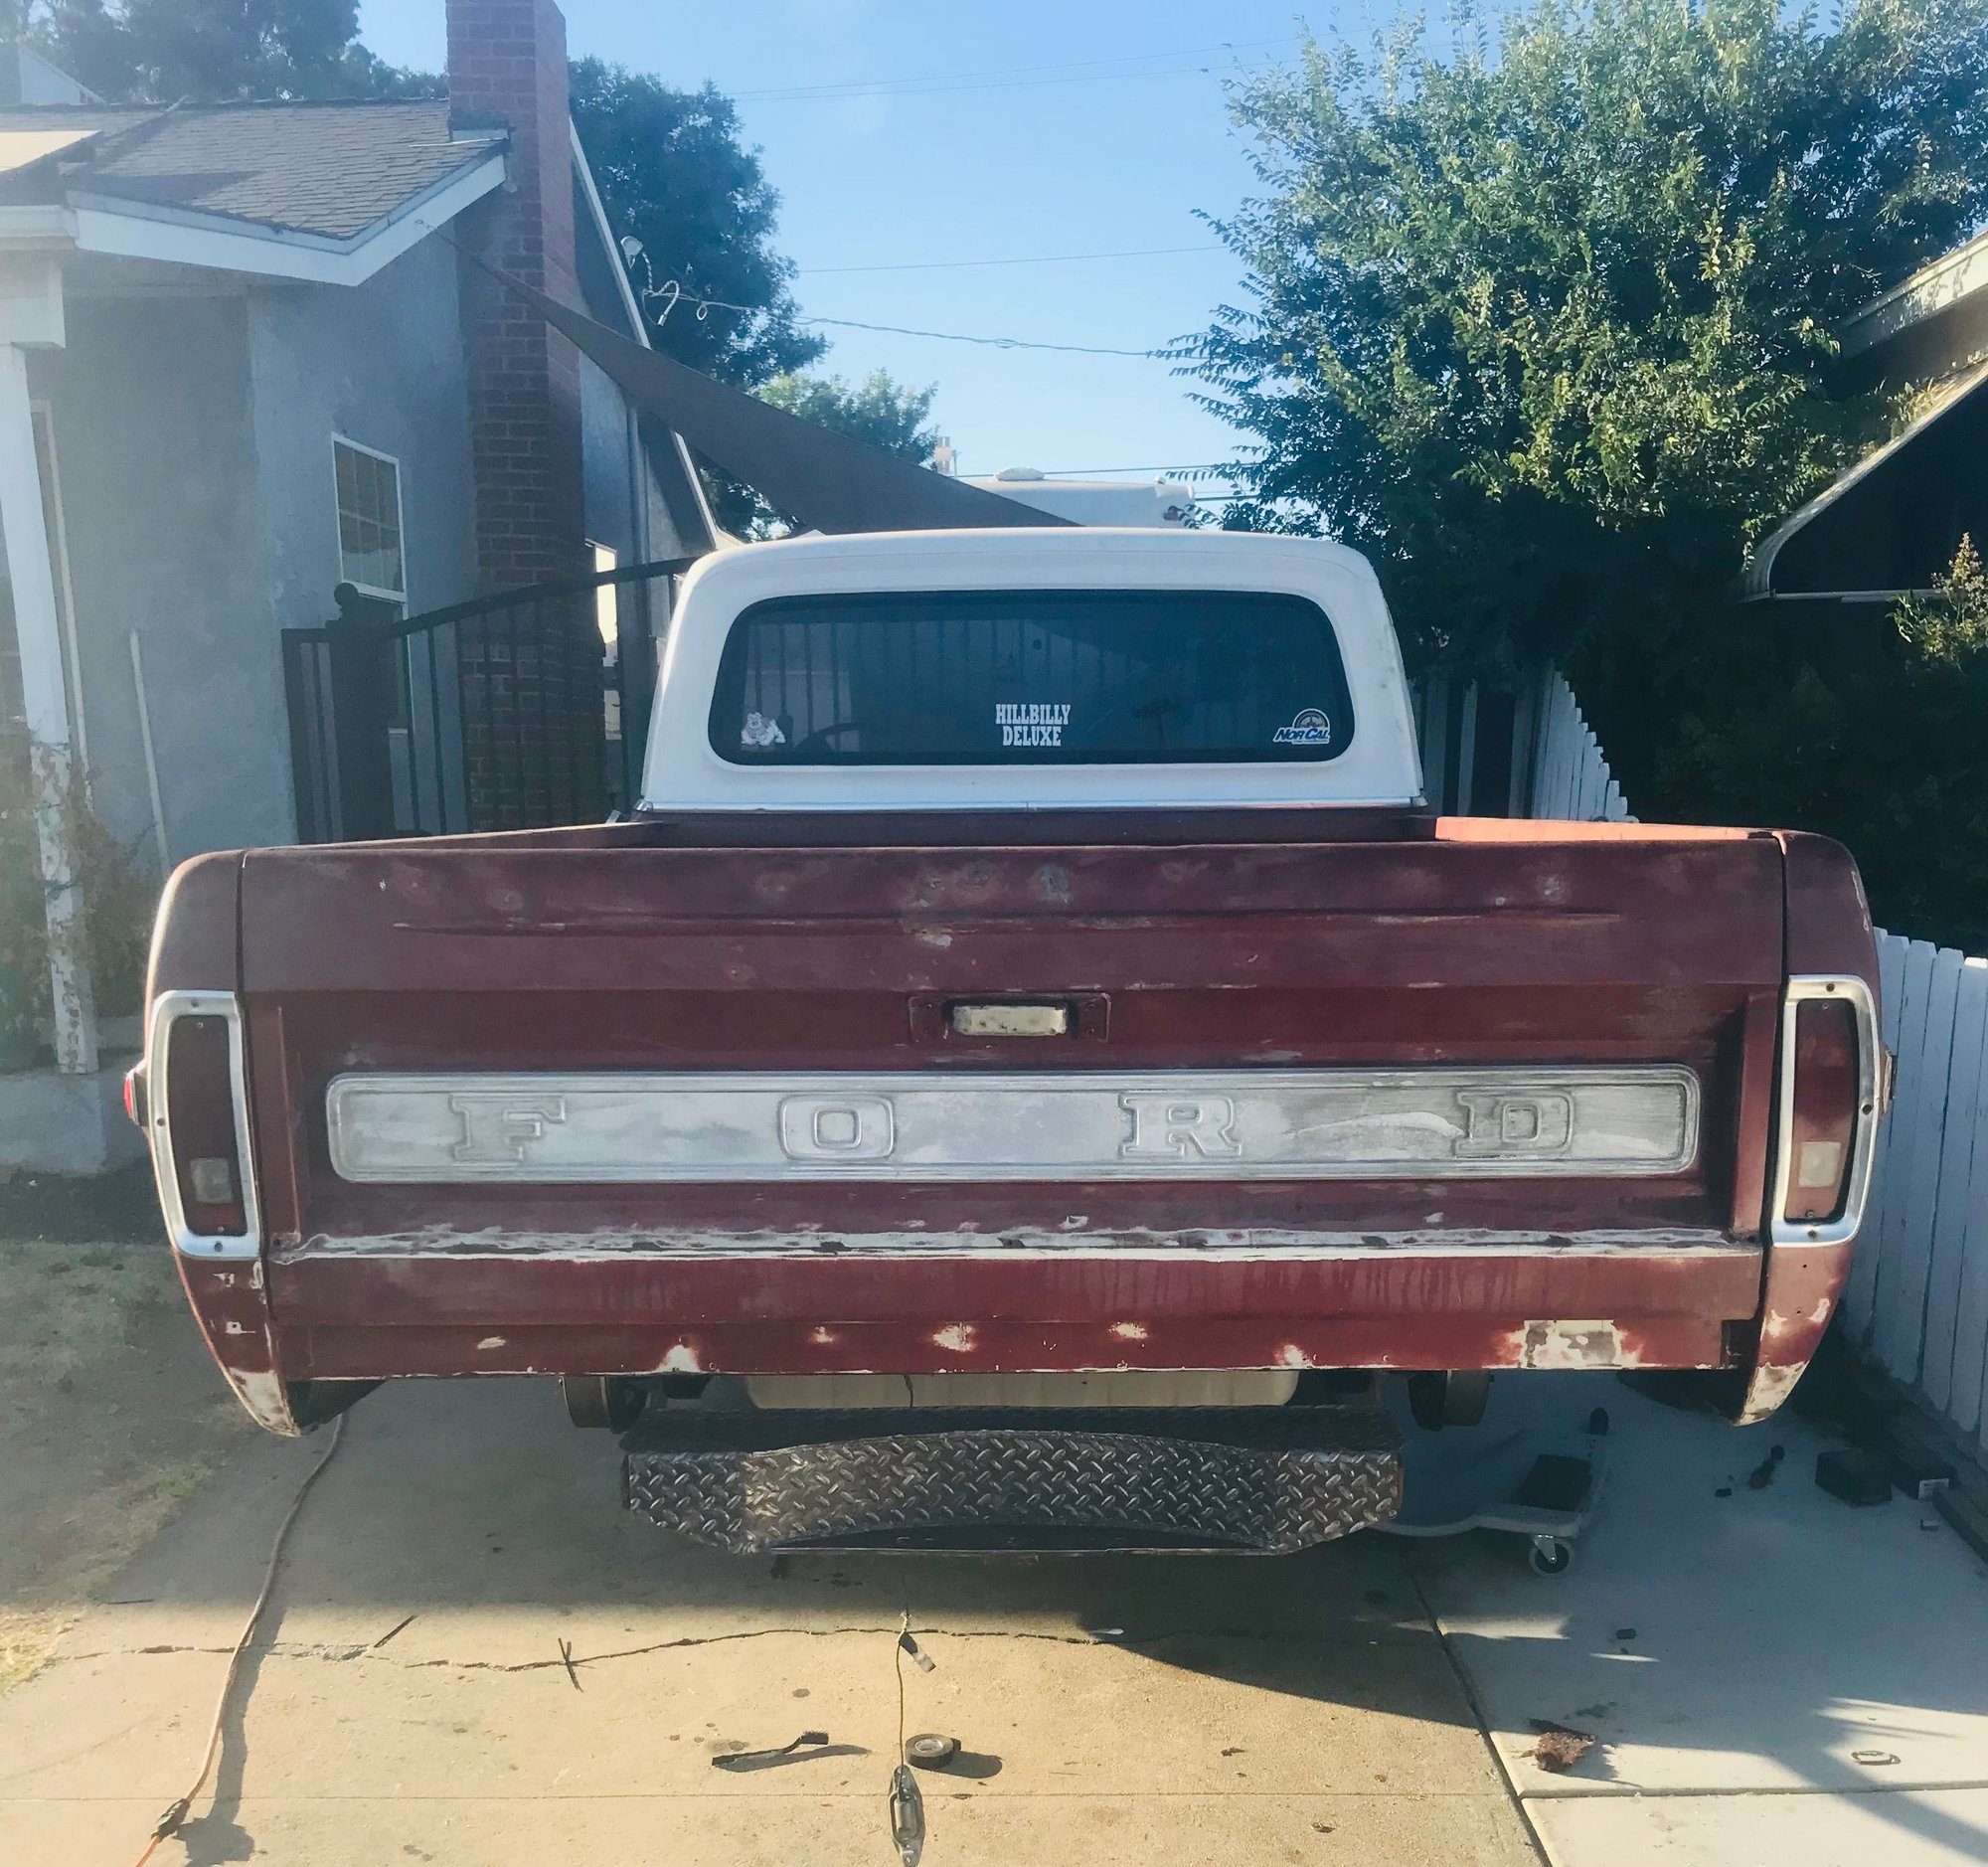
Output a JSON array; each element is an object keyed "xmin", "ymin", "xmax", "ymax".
[
  {"xmin": 1845, "ymin": 933, "xmax": 1909, "ymax": 1337},
  {"xmin": 1869, "ymin": 940, "xmax": 1936, "ymax": 1359},
  {"xmin": 1948, "ymin": 1015, "xmax": 1988, "ymax": 1442},
  {"xmin": 1922, "ymin": 961, "xmax": 1988, "ymax": 1413},
  {"xmin": 1879, "ymin": 946, "xmax": 1964, "ymax": 1381}
]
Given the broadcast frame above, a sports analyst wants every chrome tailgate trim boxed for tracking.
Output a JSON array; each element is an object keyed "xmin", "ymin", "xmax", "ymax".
[{"xmin": 327, "ymin": 1066, "xmax": 1699, "ymax": 1185}]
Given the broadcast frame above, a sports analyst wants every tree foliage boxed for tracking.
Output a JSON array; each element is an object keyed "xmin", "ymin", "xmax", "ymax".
[
  {"xmin": 25, "ymin": 0, "xmax": 435, "ymax": 100},
  {"xmin": 571, "ymin": 59, "xmax": 823, "ymax": 389},
  {"xmin": 1194, "ymin": 0, "xmax": 1988, "ymax": 945},
  {"xmin": 757, "ymin": 370, "xmax": 938, "ymax": 462}
]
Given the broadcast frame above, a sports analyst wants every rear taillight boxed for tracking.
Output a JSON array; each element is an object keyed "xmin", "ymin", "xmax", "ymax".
[
  {"xmin": 165, "ymin": 1015, "xmax": 247, "ymax": 1234},
  {"xmin": 1772, "ymin": 977, "xmax": 1878, "ymax": 1246},
  {"xmin": 1783, "ymin": 998, "xmax": 1858, "ymax": 1224},
  {"xmin": 145, "ymin": 992, "xmax": 259, "ymax": 1258}
]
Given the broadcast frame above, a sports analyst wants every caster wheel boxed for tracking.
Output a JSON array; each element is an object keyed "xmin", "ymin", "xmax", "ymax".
[
  {"xmin": 1528, "ymin": 1537, "xmax": 1573, "ymax": 1577},
  {"xmin": 561, "ymin": 1375, "xmax": 646, "ymax": 1430}
]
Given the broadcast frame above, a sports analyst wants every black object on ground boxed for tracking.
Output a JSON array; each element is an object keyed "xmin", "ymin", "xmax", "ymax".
[
  {"xmin": 1815, "ymin": 1446, "xmax": 1893, "ymax": 1506},
  {"xmin": 906, "ymin": 1733, "xmax": 960, "ymax": 1770},
  {"xmin": 1887, "ymin": 1443, "xmax": 1957, "ymax": 1498},
  {"xmin": 1746, "ymin": 1444, "xmax": 1786, "ymax": 1490}
]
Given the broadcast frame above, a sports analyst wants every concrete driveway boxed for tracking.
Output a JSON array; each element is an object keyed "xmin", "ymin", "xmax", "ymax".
[{"xmin": 2, "ymin": 1371, "xmax": 1984, "ymax": 1866}]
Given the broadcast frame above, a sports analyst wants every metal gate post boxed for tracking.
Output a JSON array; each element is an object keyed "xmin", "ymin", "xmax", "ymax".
[{"xmin": 325, "ymin": 585, "xmax": 399, "ymax": 840}]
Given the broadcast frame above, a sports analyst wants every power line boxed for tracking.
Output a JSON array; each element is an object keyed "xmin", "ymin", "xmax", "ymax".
[
  {"xmin": 801, "ymin": 244, "xmax": 1223, "ymax": 276},
  {"xmin": 733, "ymin": 36, "xmax": 1296, "ymax": 102},
  {"xmin": 651, "ymin": 281, "xmax": 1163, "ymax": 357},
  {"xmin": 804, "ymin": 310, "xmax": 1156, "ymax": 356}
]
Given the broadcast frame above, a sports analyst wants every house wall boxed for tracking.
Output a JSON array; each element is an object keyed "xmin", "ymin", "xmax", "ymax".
[
  {"xmin": 27, "ymin": 290, "xmax": 280, "ymax": 862},
  {"xmin": 247, "ymin": 236, "xmax": 478, "ymax": 631},
  {"xmin": 27, "ymin": 238, "xmax": 481, "ymax": 867}
]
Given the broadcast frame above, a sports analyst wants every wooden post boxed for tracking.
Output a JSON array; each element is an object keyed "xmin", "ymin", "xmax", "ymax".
[{"xmin": 0, "ymin": 257, "xmax": 95, "ymax": 1075}]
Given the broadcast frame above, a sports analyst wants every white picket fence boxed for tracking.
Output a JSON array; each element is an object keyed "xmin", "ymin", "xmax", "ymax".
[
  {"xmin": 1522, "ymin": 673, "xmax": 1988, "ymax": 1457},
  {"xmin": 1844, "ymin": 939, "xmax": 1988, "ymax": 1459},
  {"xmin": 1527, "ymin": 671, "xmax": 1632, "ymax": 822}
]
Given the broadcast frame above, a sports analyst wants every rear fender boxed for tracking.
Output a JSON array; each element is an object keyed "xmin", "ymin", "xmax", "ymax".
[
  {"xmin": 1732, "ymin": 833, "xmax": 1881, "ymax": 1423},
  {"xmin": 145, "ymin": 853, "xmax": 365, "ymax": 1436}
]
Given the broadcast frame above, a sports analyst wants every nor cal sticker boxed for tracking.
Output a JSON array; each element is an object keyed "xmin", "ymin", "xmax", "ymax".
[
  {"xmin": 996, "ymin": 702, "xmax": 1072, "ymax": 748},
  {"xmin": 1273, "ymin": 708, "xmax": 1332, "ymax": 747},
  {"xmin": 741, "ymin": 711, "xmax": 785, "ymax": 749}
]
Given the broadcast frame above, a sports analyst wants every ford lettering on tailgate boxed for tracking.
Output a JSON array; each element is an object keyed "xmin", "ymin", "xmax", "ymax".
[{"xmin": 325, "ymin": 1068, "xmax": 1699, "ymax": 1184}]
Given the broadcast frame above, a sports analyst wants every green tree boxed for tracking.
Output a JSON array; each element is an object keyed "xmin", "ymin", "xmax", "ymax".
[
  {"xmin": 708, "ymin": 369, "xmax": 940, "ymax": 537},
  {"xmin": 1192, "ymin": 0, "xmax": 1988, "ymax": 944},
  {"xmin": 25, "ymin": 0, "xmax": 435, "ymax": 100},
  {"xmin": 571, "ymin": 59, "xmax": 822, "ymax": 388}
]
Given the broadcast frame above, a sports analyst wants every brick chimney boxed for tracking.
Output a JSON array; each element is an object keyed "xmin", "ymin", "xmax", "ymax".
[{"xmin": 446, "ymin": 0, "xmax": 600, "ymax": 827}]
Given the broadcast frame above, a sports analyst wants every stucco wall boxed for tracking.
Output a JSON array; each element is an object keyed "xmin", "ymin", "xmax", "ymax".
[
  {"xmin": 26, "ymin": 232, "xmax": 694, "ymax": 864},
  {"xmin": 248, "ymin": 237, "xmax": 477, "ymax": 632},
  {"xmin": 28, "ymin": 291, "xmax": 281, "ymax": 861}
]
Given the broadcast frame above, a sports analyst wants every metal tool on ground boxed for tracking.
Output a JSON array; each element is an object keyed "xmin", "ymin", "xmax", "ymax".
[
  {"xmin": 890, "ymin": 1616, "xmax": 935, "ymax": 1865},
  {"xmin": 709, "ymin": 1730, "xmax": 830, "ymax": 1771}
]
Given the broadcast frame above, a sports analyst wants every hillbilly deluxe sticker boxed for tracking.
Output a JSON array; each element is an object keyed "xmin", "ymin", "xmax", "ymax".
[
  {"xmin": 1273, "ymin": 708, "xmax": 1333, "ymax": 748},
  {"xmin": 996, "ymin": 702, "xmax": 1072, "ymax": 748}
]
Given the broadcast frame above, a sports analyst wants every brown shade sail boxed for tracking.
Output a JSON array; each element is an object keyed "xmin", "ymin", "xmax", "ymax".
[{"xmin": 497, "ymin": 268, "xmax": 1071, "ymax": 535}]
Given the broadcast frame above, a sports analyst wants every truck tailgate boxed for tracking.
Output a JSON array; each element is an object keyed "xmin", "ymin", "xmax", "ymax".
[{"xmin": 230, "ymin": 818, "xmax": 1785, "ymax": 1380}]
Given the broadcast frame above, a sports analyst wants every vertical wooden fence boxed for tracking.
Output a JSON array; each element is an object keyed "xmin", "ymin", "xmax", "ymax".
[
  {"xmin": 1524, "ymin": 670, "xmax": 1633, "ymax": 823},
  {"xmin": 1409, "ymin": 668, "xmax": 1628, "ymax": 818},
  {"xmin": 1843, "ymin": 938, "xmax": 1988, "ymax": 1461}
]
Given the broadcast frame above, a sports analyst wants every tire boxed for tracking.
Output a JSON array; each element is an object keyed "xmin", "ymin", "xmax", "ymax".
[
  {"xmin": 1408, "ymin": 1370, "xmax": 1492, "ymax": 1431},
  {"xmin": 561, "ymin": 1375, "xmax": 646, "ymax": 1431}
]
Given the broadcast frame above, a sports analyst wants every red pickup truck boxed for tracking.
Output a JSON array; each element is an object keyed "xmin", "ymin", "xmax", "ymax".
[{"xmin": 135, "ymin": 529, "xmax": 1882, "ymax": 1555}]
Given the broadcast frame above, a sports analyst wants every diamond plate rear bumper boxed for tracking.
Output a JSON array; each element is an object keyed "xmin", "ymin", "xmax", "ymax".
[{"xmin": 619, "ymin": 1406, "xmax": 1403, "ymax": 1554}]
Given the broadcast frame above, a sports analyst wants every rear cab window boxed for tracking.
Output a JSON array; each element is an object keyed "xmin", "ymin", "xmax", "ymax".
[{"xmin": 709, "ymin": 588, "xmax": 1356, "ymax": 766}]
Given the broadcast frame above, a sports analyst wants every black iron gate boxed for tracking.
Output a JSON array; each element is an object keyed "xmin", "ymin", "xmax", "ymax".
[{"xmin": 281, "ymin": 558, "xmax": 693, "ymax": 842}]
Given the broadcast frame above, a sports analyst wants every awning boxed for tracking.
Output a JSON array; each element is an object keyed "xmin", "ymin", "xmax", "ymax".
[
  {"xmin": 495, "ymin": 268, "xmax": 1069, "ymax": 536},
  {"xmin": 1740, "ymin": 359, "xmax": 1988, "ymax": 599}
]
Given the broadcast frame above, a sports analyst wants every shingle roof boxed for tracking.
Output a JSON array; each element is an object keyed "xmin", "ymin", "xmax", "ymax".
[{"xmin": 0, "ymin": 100, "xmax": 502, "ymax": 242}]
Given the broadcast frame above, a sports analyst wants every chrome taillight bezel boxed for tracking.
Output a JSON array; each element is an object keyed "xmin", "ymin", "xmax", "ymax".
[
  {"xmin": 1769, "ymin": 974, "xmax": 1880, "ymax": 1249},
  {"xmin": 145, "ymin": 988, "xmax": 261, "ymax": 1261}
]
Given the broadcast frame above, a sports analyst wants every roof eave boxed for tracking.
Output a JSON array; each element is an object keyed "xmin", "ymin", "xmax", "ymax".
[
  {"xmin": 1841, "ymin": 226, "xmax": 1988, "ymax": 360},
  {"xmin": 37, "ymin": 144, "xmax": 505, "ymax": 287}
]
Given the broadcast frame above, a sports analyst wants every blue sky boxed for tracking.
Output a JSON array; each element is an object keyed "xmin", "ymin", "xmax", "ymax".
[{"xmin": 358, "ymin": 2, "xmax": 1409, "ymax": 488}]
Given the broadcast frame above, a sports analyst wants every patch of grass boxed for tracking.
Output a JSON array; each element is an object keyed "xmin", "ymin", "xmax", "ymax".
[
  {"xmin": 0, "ymin": 1160, "xmax": 162, "ymax": 1245},
  {"xmin": 0, "ymin": 1231, "xmax": 251, "ymax": 1693}
]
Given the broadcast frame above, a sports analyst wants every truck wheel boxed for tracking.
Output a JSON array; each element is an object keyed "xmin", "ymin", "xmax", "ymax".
[
  {"xmin": 1408, "ymin": 1370, "xmax": 1491, "ymax": 1431},
  {"xmin": 562, "ymin": 1375, "xmax": 646, "ymax": 1430}
]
